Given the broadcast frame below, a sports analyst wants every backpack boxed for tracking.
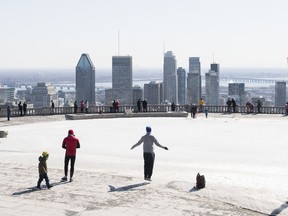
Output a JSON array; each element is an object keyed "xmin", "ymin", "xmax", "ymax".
[{"xmin": 196, "ymin": 173, "xmax": 205, "ymax": 189}]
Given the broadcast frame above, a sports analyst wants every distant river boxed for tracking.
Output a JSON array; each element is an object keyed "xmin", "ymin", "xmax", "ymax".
[{"xmin": 52, "ymin": 78, "xmax": 278, "ymax": 92}]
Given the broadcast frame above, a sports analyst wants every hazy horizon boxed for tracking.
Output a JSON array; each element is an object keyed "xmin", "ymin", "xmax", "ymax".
[
  {"xmin": 1, "ymin": 0, "xmax": 288, "ymax": 69},
  {"xmin": 1, "ymin": 67, "xmax": 288, "ymax": 86}
]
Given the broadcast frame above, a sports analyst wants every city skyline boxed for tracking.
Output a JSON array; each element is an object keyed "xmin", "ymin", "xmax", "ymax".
[{"xmin": 1, "ymin": 0, "xmax": 288, "ymax": 69}]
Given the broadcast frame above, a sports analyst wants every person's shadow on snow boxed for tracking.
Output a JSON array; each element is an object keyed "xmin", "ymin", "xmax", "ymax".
[
  {"xmin": 12, "ymin": 181, "xmax": 69, "ymax": 195},
  {"xmin": 270, "ymin": 202, "xmax": 288, "ymax": 216},
  {"xmin": 189, "ymin": 186, "xmax": 202, "ymax": 192},
  {"xmin": 12, "ymin": 188, "xmax": 39, "ymax": 195},
  {"xmin": 108, "ymin": 182, "xmax": 150, "ymax": 192}
]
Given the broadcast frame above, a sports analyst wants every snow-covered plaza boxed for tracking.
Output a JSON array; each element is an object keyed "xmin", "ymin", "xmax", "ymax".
[{"xmin": 0, "ymin": 113, "xmax": 288, "ymax": 215}]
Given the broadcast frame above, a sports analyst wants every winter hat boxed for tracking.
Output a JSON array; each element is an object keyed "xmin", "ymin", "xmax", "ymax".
[
  {"xmin": 68, "ymin": 129, "xmax": 74, "ymax": 135},
  {"xmin": 146, "ymin": 126, "xmax": 151, "ymax": 133},
  {"xmin": 42, "ymin": 151, "xmax": 49, "ymax": 157}
]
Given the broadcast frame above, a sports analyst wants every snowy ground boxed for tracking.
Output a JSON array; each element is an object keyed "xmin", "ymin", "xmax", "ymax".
[{"xmin": 1, "ymin": 113, "xmax": 288, "ymax": 215}]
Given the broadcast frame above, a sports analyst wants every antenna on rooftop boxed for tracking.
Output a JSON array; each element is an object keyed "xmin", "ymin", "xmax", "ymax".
[
  {"xmin": 118, "ymin": 30, "xmax": 120, "ymax": 56},
  {"xmin": 163, "ymin": 37, "xmax": 165, "ymax": 55},
  {"xmin": 213, "ymin": 52, "xmax": 215, "ymax": 63}
]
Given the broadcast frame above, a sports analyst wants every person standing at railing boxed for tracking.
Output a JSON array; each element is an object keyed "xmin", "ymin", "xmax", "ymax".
[
  {"xmin": 137, "ymin": 99, "xmax": 142, "ymax": 112},
  {"xmin": 191, "ymin": 104, "xmax": 197, "ymax": 119},
  {"xmin": 257, "ymin": 100, "xmax": 262, "ymax": 113},
  {"xmin": 142, "ymin": 99, "xmax": 148, "ymax": 112},
  {"xmin": 171, "ymin": 102, "xmax": 176, "ymax": 111},
  {"xmin": 74, "ymin": 101, "xmax": 78, "ymax": 113},
  {"xmin": 7, "ymin": 105, "xmax": 11, "ymax": 121},
  {"xmin": 199, "ymin": 98, "xmax": 205, "ymax": 112},
  {"xmin": 250, "ymin": 102, "xmax": 254, "ymax": 113},
  {"xmin": 50, "ymin": 100, "xmax": 55, "ymax": 114},
  {"xmin": 18, "ymin": 101, "xmax": 23, "ymax": 116},
  {"xmin": 115, "ymin": 100, "xmax": 120, "ymax": 112},
  {"xmin": 231, "ymin": 98, "xmax": 236, "ymax": 113},
  {"xmin": 23, "ymin": 102, "xmax": 27, "ymax": 115},
  {"xmin": 112, "ymin": 100, "xmax": 116, "ymax": 113},
  {"xmin": 85, "ymin": 100, "xmax": 89, "ymax": 114},
  {"xmin": 80, "ymin": 100, "xmax": 84, "ymax": 113},
  {"xmin": 226, "ymin": 99, "xmax": 232, "ymax": 114},
  {"xmin": 109, "ymin": 101, "xmax": 113, "ymax": 113}
]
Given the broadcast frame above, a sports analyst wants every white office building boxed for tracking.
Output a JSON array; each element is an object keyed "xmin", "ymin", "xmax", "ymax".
[
  {"xmin": 163, "ymin": 51, "xmax": 178, "ymax": 104},
  {"xmin": 205, "ymin": 63, "xmax": 220, "ymax": 105}
]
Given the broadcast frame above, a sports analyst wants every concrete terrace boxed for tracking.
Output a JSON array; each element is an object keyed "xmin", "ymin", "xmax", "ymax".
[{"xmin": 65, "ymin": 111, "xmax": 189, "ymax": 120}]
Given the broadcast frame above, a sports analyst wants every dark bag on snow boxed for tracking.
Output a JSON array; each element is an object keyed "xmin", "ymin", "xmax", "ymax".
[{"xmin": 196, "ymin": 173, "xmax": 205, "ymax": 189}]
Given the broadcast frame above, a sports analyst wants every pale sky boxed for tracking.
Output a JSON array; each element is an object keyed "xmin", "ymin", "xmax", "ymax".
[{"xmin": 1, "ymin": 0, "xmax": 288, "ymax": 70}]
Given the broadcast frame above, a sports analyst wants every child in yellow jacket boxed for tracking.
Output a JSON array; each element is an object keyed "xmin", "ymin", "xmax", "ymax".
[{"xmin": 37, "ymin": 151, "xmax": 52, "ymax": 189}]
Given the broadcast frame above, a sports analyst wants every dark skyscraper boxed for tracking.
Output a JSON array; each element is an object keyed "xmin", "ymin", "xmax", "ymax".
[
  {"xmin": 210, "ymin": 63, "xmax": 220, "ymax": 73},
  {"xmin": 228, "ymin": 83, "xmax": 245, "ymax": 105},
  {"xmin": 275, "ymin": 81, "xmax": 286, "ymax": 106},
  {"xmin": 187, "ymin": 57, "xmax": 201, "ymax": 104},
  {"xmin": 76, "ymin": 53, "xmax": 95, "ymax": 104}
]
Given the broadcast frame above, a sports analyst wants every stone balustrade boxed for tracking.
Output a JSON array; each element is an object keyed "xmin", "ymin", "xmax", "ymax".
[{"xmin": 0, "ymin": 105, "xmax": 287, "ymax": 118}]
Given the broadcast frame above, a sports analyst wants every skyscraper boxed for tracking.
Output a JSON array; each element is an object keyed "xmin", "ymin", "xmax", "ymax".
[
  {"xmin": 112, "ymin": 56, "xmax": 133, "ymax": 105},
  {"xmin": 187, "ymin": 57, "xmax": 201, "ymax": 104},
  {"xmin": 228, "ymin": 83, "xmax": 245, "ymax": 105},
  {"xmin": 205, "ymin": 63, "xmax": 220, "ymax": 105},
  {"xmin": 163, "ymin": 51, "xmax": 178, "ymax": 104},
  {"xmin": 76, "ymin": 53, "xmax": 95, "ymax": 105},
  {"xmin": 31, "ymin": 82, "xmax": 57, "ymax": 108},
  {"xmin": 275, "ymin": 81, "xmax": 286, "ymax": 106},
  {"xmin": 177, "ymin": 67, "xmax": 186, "ymax": 105},
  {"xmin": 132, "ymin": 85, "xmax": 143, "ymax": 105},
  {"xmin": 144, "ymin": 81, "xmax": 162, "ymax": 105}
]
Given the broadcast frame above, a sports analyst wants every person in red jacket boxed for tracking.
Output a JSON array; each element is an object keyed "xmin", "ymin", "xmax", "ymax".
[{"xmin": 61, "ymin": 129, "xmax": 80, "ymax": 182}]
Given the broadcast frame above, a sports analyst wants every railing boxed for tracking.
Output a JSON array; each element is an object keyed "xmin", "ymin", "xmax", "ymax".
[{"xmin": 0, "ymin": 105, "xmax": 287, "ymax": 118}]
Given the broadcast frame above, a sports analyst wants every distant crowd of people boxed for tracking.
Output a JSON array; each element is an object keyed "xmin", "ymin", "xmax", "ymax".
[
  {"xmin": 189, "ymin": 98, "xmax": 208, "ymax": 119},
  {"xmin": 3, "ymin": 97, "xmax": 288, "ymax": 122},
  {"xmin": 17, "ymin": 101, "xmax": 28, "ymax": 116},
  {"xmin": 137, "ymin": 99, "xmax": 148, "ymax": 112},
  {"xmin": 73, "ymin": 100, "xmax": 89, "ymax": 114},
  {"xmin": 226, "ymin": 98, "xmax": 263, "ymax": 114}
]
